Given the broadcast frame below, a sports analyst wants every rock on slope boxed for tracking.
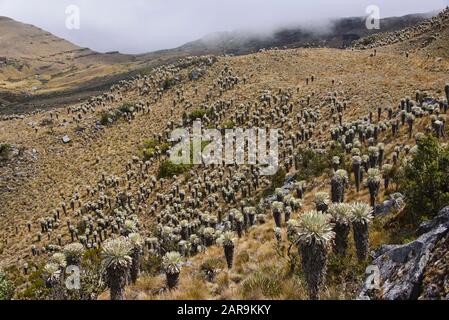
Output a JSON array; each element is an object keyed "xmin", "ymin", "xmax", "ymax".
[
  {"xmin": 359, "ymin": 207, "xmax": 449, "ymax": 300},
  {"xmin": 420, "ymin": 232, "xmax": 449, "ymax": 300}
]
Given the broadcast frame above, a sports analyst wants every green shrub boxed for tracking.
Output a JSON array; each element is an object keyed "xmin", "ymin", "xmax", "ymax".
[
  {"xmin": 0, "ymin": 144, "xmax": 11, "ymax": 160},
  {"xmin": 162, "ymin": 78, "xmax": 176, "ymax": 90},
  {"xmin": 398, "ymin": 135, "xmax": 449, "ymax": 222},
  {"xmin": 99, "ymin": 112, "xmax": 112, "ymax": 126},
  {"xmin": 158, "ymin": 160, "xmax": 192, "ymax": 179},
  {"xmin": 162, "ymin": 75, "xmax": 182, "ymax": 90},
  {"xmin": 16, "ymin": 266, "xmax": 50, "ymax": 300},
  {"xmin": 0, "ymin": 269, "xmax": 15, "ymax": 300},
  {"xmin": 143, "ymin": 148, "xmax": 156, "ymax": 160},
  {"xmin": 327, "ymin": 253, "xmax": 368, "ymax": 287},
  {"xmin": 77, "ymin": 220, "xmax": 87, "ymax": 235},
  {"xmin": 82, "ymin": 248, "xmax": 102, "ymax": 269},
  {"xmin": 189, "ymin": 109, "xmax": 208, "ymax": 120},
  {"xmin": 199, "ymin": 140, "xmax": 211, "ymax": 152},
  {"xmin": 223, "ymin": 120, "xmax": 236, "ymax": 129},
  {"xmin": 358, "ymin": 35, "xmax": 376, "ymax": 46},
  {"xmin": 142, "ymin": 254, "xmax": 163, "ymax": 276},
  {"xmin": 118, "ymin": 102, "xmax": 135, "ymax": 114},
  {"xmin": 263, "ymin": 168, "xmax": 286, "ymax": 197},
  {"xmin": 71, "ymin": 248, "xmax": 105, "ymax": 300},
  {"xmin": 99, "ymin": 102, "xmax": 135, "ymax": 126},
  {"xmin": 155, "ymin": 139, "xmax": 210, "ymax": 177},
  {"xmin": 141, "ymin": 139, "xmax": 170, "ymax": 160},
  {"xmin": 295, "ymin": 148, "xmax": 326, "ymax": 181},
  {"xmin": 144, "ymin": 139, "xmax": 159, "ymax": 149},
  {"xmin": 295, "ymin": 146, "xmax": 345, "ymax": 182}
]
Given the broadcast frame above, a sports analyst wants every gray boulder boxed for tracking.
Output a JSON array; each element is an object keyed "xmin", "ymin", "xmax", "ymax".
[
  {"xmin": 359, "ymin": 207, "xmax": 449, "ymax": 300},
  {"xmin": 374, "ymin": 193, "xmax": 404, "ymax": 216},
  {"xmin": 189, "ymin": 69, "xmax": 205, "ymax": 81},
  {"xmin": 417, "ymin": 207, "xmax": 449, "ymax": 235},
  {"xmin": 62, "ymin": 135, "xmax": 71, "ymax": 144}
]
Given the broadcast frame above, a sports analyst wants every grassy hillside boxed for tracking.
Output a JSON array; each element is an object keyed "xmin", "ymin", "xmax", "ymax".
[
  {"xmin": 0, "ymin": 42, "xmax": 448, "ymax": 299},
  {"xmin": 0, "ymin": 16, "xmax": 137, "ymax": 96}
]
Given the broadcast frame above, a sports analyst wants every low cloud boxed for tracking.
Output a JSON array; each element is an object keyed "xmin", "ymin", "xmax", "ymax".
[{"xmin": 0, "ymin": 0, "xmax": 446, "ymax": 54}]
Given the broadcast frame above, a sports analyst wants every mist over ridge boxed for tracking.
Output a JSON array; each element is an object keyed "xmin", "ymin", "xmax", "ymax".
[{"xmin": 0, "ymin": 0, "xmax": 446, "ymax": 53}]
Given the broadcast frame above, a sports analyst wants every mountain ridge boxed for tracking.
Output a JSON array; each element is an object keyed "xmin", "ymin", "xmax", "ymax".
[
  {"xmin": 177, "ymin": 11, "xmax": 435, "ymax": 55},
  {"xmin": 0, "ymin": 10, "xmax": 439, "ymax": 112}
]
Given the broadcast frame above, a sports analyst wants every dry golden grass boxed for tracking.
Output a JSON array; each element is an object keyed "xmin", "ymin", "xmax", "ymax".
[{"xmin": 120, "ymin": 212, "xmax": 402, "ymax": 300}]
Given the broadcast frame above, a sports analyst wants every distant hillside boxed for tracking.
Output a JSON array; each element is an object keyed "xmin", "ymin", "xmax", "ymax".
[
  {"xmin": 0, "ymin": 10, "xmax": 439, "ymax": 110},
  {"xmin": 0, "ymin": 16, "xmax": 137, "ymax": 96},
  {"xmin": 176, "ymin": 12, "xmax": 434, "ymax": 55},
  {"xmin": 353, "ymin": 7, "xmax": 449, "ymax": 58},
  {"xmin": 0, "ymin": 16, "xmax": 137, "ymax": 63}
]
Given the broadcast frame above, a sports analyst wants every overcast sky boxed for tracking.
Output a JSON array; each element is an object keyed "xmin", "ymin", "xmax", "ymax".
[{"xmin": 0, "ymin": 0, "xmax": 447, "ymax": 54}]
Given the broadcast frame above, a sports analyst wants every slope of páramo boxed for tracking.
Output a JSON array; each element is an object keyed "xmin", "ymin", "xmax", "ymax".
[
  {"xmin": 0, "ymin": 11, "xmax": 434, "ymax": 114},
  {"xmin": 0, "ymin": 8, "xmax": 448, "ymax": 302}
]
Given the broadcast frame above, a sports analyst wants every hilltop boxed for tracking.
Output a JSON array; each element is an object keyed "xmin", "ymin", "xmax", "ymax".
[
  {"xmin": 0, "ymin": 11, "xmax": 435, "ymax": 113},
  {"xmin": 182, "ymin": 12, "xmax": 432, "ymax": 55},
  {"xmin": 0, "ymin": 16, "xmax": 138, "ymax": 96}
]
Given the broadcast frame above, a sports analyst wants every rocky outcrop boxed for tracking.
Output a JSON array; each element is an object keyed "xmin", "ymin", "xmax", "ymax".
[
  {"xmin": 374, "ymin": 193, "xmax": 404, "ymax": 216},
  {"xmin": 359, "ymin": 207, "xmax": 449, "ymax": 300},
  {"xmin": 417, "ymin": 208, "xmax": 449, "ymax": 235},
  {"xmin": 419, "ymin": 233, "xmax": 449, "ymax": 300},
  {"xmin": 189, "ymin": 69, "xmax": 206, "ymax": 81}
]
